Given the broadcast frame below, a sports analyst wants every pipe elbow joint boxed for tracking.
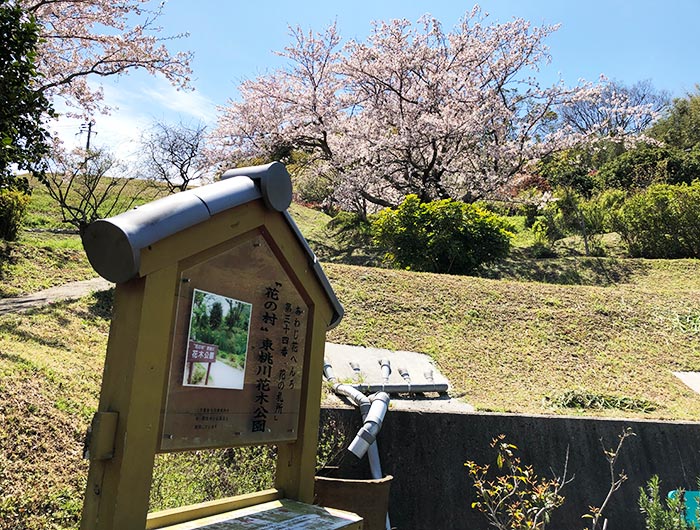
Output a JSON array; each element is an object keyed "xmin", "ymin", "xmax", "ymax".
[{"xmin": 348, "ymin": 392, "xmax": 390, "ymax": 459}]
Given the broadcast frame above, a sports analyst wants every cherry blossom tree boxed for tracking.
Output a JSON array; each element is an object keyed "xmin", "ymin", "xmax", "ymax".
[
  {"xmin": 20, "ymin": 0, "xmax": 192, "ymax": 116},
  {"xmin": 211, "ymin": 22, "xmax": 343, "ymax": 204},
  {"xmin": 213, "ymin": 8, "xmax": 581, "ymax": 213}
]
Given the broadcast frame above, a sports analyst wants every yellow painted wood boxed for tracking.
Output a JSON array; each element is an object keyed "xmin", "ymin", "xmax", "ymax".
[
  {"xmin": 275, "ymin": 313, "xmax": 328, "ymax": 502},
  {"xmin": 146, "ymin": 489, "xmax": 283, "ymax": 529},
  {"xmin": 139, "ymin": 201, "xmax": 266, "ymax": 278},
  {"xmin": 87, "ymin": 411, "xmax": 119, "ymax": 461},
  {"xmin": 81, "ymin": 277, "xmax": 145, "ymax": 529},
  {"xmin": 81, "ymin": 265, "xmax": 179, "ymax": 530},
  {"xmin": 82, "ymin": 197, "xmax": 340, "ymax": 529},
  {"xmin": 152, "ymin": 499, "xmax": 362, "ymax": 530}
]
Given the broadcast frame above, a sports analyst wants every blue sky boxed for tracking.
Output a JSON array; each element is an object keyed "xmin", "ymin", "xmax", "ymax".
[{"xmin": 53, "ymin": 0, "xmax": 700, "ymax": 159}]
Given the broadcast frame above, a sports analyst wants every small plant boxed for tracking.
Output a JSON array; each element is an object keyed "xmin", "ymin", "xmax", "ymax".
[
  {"xmin": 674, "ymin": 312, "xmax": 700, "ymax": 335},
  {"xmin": 190, "ymin": 363, "xmax": 207, "ymax": 385},
  {"xmin": 639, "ymin": 475, "xmax": 689, "ymax": 530},
  {"xmin": 0, "ymin": 188, "xmax": 30, "ymax": 241},
  {"xmin": 465, "ymin": 435, "xmax": 569, "ymax": 529},
  {"xmin": 316, "ymin": 415, "xmax": 351, "ymax": 472}
]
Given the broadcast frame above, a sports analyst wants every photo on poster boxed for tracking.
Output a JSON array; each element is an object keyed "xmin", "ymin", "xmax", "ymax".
[{"xmin": 183, "ymin": 288, "xmax": 252, "ymax": 389}]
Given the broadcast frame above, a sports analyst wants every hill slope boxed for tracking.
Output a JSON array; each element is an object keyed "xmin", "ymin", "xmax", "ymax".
[
  {"xmin": 324, "ymin": 261, "xmax": 700, "ymax": 417},
  {"xmin": 2, "ymin": 191, "xmax": 700, "ymax": 528}
]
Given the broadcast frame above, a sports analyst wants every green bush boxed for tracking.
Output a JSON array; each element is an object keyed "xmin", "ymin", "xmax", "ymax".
[
  {"xmin": 613, "ymin": 182, "xmax": 700, "ymax": 258},
  {"xmin": 533, "ymin": 188, "xmax": 627, "ymax": 256},
  {"xmin": 371, "ymin": 195, "xmax": 512, "ymax": 275},
  {"xmin": 0, "ymin": 188, "xmax": 30, "ymax": 241},
  {"xmin": 638, "ymin": 476, "xmax": 689, "ymax": 530}
]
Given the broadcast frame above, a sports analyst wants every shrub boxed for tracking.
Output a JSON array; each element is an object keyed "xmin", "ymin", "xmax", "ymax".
[
  {"xmin": 638, "ymin": 476, "xmax": 689, "ymax": 530},
  {"xmin": 613, "ymin": 182, "xmax": 700, "ymax": 258},
  {"xmin": 466, "ymin": 435, "xmax": 566, "ymax": 530},
  {"xmin": 0, "ymin": 188, "xmax": 30, "ymax": 241},
  {"xmin": 533, "ymin": 188, "xmax": 624, "ymax": 255},
  {"xmin": 371, "ymin": 195, "xmax": 512, "ymax": 275}
]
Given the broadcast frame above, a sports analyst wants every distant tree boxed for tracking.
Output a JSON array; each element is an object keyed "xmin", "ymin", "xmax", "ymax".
[
  {"xmin": 557, "ymin": 79, "xmax": 669, "ymax": 138},
  {"xmin": 43, "ymin": 147, "xmax": 150, "ymax": 235},
  {"xmin": 0, "ymin": 1, "xmax": 53, "ymax": 190},
  {"xmin": 139, "ymin": 120, "xmax": 212, "ymax": 192},
  {"xmin": 225, "ymin": 299, "xmax": 243, "ymax": 330},
  {"xmin": 20, "ymin": 0, "xmax": 192, "ymax": 116},
  {"xmin": 192, "ymin": 291, "xmax": 208, "ymax": 332},
  {"xmin": 649, "ymin": 87, "xmax": 700, "ymax": 152},
  {"xmin": 596, "ymin": 143, "xmax": 700, "ymax": 191},
  {"xmin": 209, "ymin": 301, "xmax": 223, "ymax": 330}
]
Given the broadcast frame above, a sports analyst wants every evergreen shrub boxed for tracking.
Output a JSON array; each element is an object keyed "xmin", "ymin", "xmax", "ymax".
[
  {"xmin": 613, "ymin": 182, "xmax": 700, "ymax": 258},
  {"xmin": 0, "ymin": 188, "xmax": 30, "ymax": 241},
  {"xmin": 371, "ymin": 194, "xmax": 512, "ymax": 275}
]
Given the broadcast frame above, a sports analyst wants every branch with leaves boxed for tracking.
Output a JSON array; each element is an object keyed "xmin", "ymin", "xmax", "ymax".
[{"xmin": 466, "ymin": 435, "xmax": 572, "ymax": 530}]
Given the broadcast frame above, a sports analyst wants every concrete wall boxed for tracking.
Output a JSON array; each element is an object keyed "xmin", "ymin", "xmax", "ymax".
[{"xmin": 320, "ymin": 407, "xmax": 700, "ymax": 530}]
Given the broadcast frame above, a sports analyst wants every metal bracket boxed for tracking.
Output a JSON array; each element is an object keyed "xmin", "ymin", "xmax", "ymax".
[{"xmin": 83, "ymin": 411, "xmax": 118, "ymax": 461}]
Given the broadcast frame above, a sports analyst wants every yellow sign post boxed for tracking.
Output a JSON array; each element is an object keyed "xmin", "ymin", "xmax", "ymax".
[{"xmin": 80, "ymin": 163, "xmax": 361, "ymax": 529}]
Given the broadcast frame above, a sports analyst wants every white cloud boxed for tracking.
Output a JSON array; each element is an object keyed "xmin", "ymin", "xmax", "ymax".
[
  {"xmin": 47, "ymin": 74, "xmax": 218, "ymax": 163},
  {"xmin": 140, "ymin": 80, "xmax": 217, "ymax": 123}
]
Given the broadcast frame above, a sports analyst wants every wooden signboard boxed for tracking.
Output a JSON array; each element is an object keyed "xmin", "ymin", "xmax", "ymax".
[
  {"xmin": 160, "ymin": 232, "xmax": 309, "ymax": 451},
  {"xmin": 80, "ymin": 163, "xmax": 347, "ymax": 530}
]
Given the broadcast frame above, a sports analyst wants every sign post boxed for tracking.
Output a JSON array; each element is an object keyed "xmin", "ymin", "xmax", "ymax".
[
  {"xmin": 186, "ymin": 341, "xmax": 218, "ymax": 385},
  {"xmin": 79, "ymin": 163, "xmax": 357, "ymax": 530}
]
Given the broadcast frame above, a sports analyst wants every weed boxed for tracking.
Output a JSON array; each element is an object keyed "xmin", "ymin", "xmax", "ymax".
[
  {"xmin": 674, "ymin": 312, "xmax": 700, "ymax": 335},
  {"xmin": 546, "ymin": 390, "xmax": 658, "ymax": 413}
]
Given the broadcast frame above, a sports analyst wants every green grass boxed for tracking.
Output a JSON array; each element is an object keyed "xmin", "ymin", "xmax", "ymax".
[
  {"xmin": 324, "ymin": 260, "xmax": 700, "ymax": 419},
  {"xmin": 0, "ymin": 179, "xmax": 171, "ymax": 298},
  {"xmin": 3, "ymin": 183, "xmax": 700, "ymax": 528},
  {"xmin": 0, "ymin": 232, "xmax": 96, "ymax": 297}
]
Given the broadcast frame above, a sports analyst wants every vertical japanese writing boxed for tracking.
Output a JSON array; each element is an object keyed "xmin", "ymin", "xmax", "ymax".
[
  {"xmin": 251, "ymin": 281, "xmax": 306, "ymax": 432},
  {"xmin": 288, "ymin": 305, "xmax": 303, "ymax": 389},
  {"xmin": 252, "ymin": 281, "xmax": 280, "ymax": 433},
  {"xmin": 273, "ymin": 302, "xmax": 303, "ymax": 418}
]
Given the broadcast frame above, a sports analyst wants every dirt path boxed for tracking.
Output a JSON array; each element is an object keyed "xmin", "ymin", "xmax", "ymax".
[
  {"xmin": 0, "ymin": 277, "xmax": 112, "ymax": 315},
  {"xmin": 206, "ymin": 361, "xmax": 246, "ymax": 389}
]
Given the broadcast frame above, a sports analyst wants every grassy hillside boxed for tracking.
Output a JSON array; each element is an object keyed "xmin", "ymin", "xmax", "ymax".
[
  {"xmin": 1, "ymin": 183, "xmax": 700, "ymax": 528},
  {"xmin": 325, "ymin": 261, "xmax": 700, "ymax": 418}
]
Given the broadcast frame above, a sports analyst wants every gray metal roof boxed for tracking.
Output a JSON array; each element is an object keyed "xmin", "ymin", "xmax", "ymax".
[{"xmin": 82, "ymin": 162, "xmax": 343, "ymax": 329}]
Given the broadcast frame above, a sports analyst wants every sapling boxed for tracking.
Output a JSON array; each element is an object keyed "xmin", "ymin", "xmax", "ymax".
[
  {"xmin": 583, "ymin": 427, "xmax": 636, "ymax": 530},
  {"xmin": 465, "ymin": 434, "xmax": 571, "ymax": 530}
]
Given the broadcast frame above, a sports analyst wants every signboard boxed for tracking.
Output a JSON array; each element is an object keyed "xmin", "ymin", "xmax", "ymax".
[{"xmin": 159, "ymin": 233, "xmax": 309, "ymax": 451}]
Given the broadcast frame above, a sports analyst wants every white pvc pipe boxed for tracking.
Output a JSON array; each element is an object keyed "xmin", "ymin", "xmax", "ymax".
[
  {"xmin": 379, "ymin": 358, "xmax": 391, "ymax": 383},
  {"xmin": 347, "ymin": 392, "xmax": 390, "ymax": 459},
  {"xmin": 351, "ymin": 382, "xmax": 448, "ymax": 393},
  {"xmin": 324, "ymin": 362, "xmax": 391, "ymax": 530}
]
